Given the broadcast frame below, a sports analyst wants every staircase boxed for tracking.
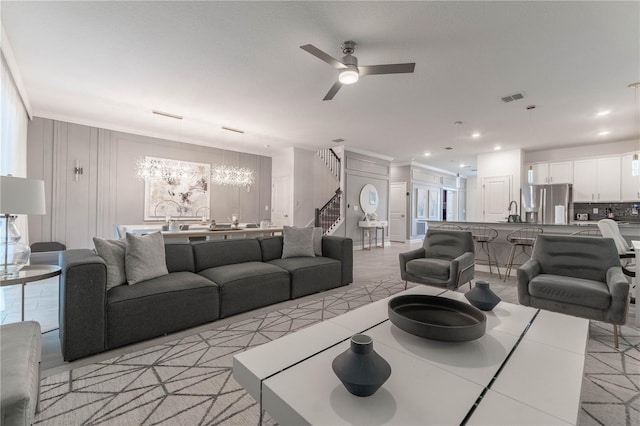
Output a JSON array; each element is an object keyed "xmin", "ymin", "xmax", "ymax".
[
  {"xmin": 317, "ymin": 148, "xmax": 341, "ymax": 182},
  {"xmin": 314, "ymin": 149, "xmax": 342, "ymax": 234}
]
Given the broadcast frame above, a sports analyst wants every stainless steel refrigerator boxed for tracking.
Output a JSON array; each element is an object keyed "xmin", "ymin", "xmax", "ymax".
[{"xmin": 521, "ymin": 184, "xmax": 573, "ymax": 224}]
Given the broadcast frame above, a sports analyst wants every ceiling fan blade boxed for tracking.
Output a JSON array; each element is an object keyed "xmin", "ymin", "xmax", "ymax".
[
  {"xmin": 300, "ymin": 44, "xmax": 347, "ymax": 69},
  {"xmin": 323, "ymin": 81, "xmax": 343, "ymax": 101},
  {"xmin": 359, "ymin": 63, "xmax": 416, "ymax": 76}
]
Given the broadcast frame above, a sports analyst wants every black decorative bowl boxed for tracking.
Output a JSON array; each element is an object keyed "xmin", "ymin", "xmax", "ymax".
[{"xmin": 388, "ymin": 295, "xmax": 487, "ymax": 342}]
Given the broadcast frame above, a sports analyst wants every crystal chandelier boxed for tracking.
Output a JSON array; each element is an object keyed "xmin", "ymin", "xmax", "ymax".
[
  {"xmin": 136, "ymin": 157, "xmax": 195, "ymax": 184},
  {"xmin": 211, "ymin": 165, "xmax": 255, "ymax": 188}
]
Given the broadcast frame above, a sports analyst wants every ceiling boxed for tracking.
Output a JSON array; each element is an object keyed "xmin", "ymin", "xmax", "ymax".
[{"xmin": 2, "ymin": 1, "xmax": 639, "ymax": 175}]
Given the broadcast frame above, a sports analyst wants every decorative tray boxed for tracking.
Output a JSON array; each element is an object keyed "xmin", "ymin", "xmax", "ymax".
[{"xmin": 388, "ymin": 295, "xmax": 486, "ymax": 342}]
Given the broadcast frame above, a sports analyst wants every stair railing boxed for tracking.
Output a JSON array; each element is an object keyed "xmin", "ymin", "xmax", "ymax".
[{"xmin": 314, "ymin": 188, "xmax": 342, "ymax": 234}]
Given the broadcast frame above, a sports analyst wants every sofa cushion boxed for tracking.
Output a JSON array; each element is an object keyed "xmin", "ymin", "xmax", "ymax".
[
  {"xmin": 406, "ymin": 258, "xmax": 451, "ymax": 281},
  {"xmin": 268, "ymin": 257, "xmax": 342, "ymax": 298},
  {"xmin": 106, "ymin": 271, "xmax": 219, "ymax": 349},
  {"xmin": 282, "ymin": 226, "xmax": 315, "ymax": 258},
  {"xmin": 312, "ymin": 227, "xmax": 323, "ymax": 256},
  {"xmin": 93, "ymin": 236, "xmax": 127, "ymax": 290},
  {"xmin": 258, "ymin": 236, "xmax": 283, "ymax": 262},
  {"xmin": 529, "ymin": 274, "xmax": 611, "ymax": 310},
  {"xmin": 199, "ymin": 262, "xmax": 290, "ymax": 318},
  {"xmin": 125, "ymin": 232, "xmax": 168, "ymax": 285},
  {"xmin": 164, "ymin": 243, "xmax": 195, "ymax": 273},
  {"xmin": 193, "ymin": 239, "xmax": 262, "ymax": 271}
]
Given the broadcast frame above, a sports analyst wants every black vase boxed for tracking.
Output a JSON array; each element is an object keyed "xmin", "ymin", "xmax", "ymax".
[
  {"xmin": 332, "ymin": 334, "xmax": 391, "ymax": 397},
  {"xmin": 465, "ymin": 280, "xmax": 501, "ymax": 311}
]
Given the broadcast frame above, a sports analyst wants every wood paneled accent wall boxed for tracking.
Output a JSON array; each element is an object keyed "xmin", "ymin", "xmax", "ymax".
[{"xmin": 27, "ymin": 117, "xmax": 271, "ymax": 249}]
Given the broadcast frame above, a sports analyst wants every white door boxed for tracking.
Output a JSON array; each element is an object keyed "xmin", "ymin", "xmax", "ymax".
[
  {"xmin": 482, "ymin": 176, "xmax": 512, "ymax": 222},
  {"xmin": 446, "ymin": 189, "xmax": 459, "ymax": 221},
  {"xmin": 390, "ymin": 182, "xmax": 407, "ymax": 242},
  {"xmin": 272, "ymin": 176, "xmax": 291, "ymax": 227}
]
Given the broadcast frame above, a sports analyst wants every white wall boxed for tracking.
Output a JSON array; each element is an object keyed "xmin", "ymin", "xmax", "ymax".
[
  {"xmin": 466, "ymin": 176, "xmax": 479, "ymax": 221},
  {"xmin": 476, "ymin": 149, "xmax": 523, "ymax": 221}
]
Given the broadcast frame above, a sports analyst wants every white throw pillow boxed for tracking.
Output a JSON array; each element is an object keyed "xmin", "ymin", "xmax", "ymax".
[
  {"xmin": 282, "ymin": 226, "xmax": 316, "ymax": 258},
  {"xmin": 93, "ymin": 237, "xmax": 127, "ymax": 291},
  {"xmin": 125, "ymin": 232, "xmax": 169, "ymax": 285}
]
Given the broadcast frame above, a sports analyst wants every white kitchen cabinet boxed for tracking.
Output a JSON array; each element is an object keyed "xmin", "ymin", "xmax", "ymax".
[
  {"xmin": 572, "ymin": 157, "xmax": 621, "ymax": 202},
  {"xmin": 529, "ymin": 161, "xmax": 573, "ymax": 185},
  {"xmin": 621, "ymin": 153, "xmax": 640, "ymax": 201}
]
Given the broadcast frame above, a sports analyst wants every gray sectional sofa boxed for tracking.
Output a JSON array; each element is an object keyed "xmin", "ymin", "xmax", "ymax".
[{"xmin": 59, "ymin": 235, "xmax": 353, "ymax": 361}]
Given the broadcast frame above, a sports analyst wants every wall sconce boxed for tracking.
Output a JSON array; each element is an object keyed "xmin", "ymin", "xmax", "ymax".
[{"xmin": 73, "ymin": 160, "xmax": 84, "ymax": 181}]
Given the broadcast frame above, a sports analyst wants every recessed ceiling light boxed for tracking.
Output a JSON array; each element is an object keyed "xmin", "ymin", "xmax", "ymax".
[
  {"xmin": 459, "ymin": 163, "xmax": 465, "ymax": 168},
  {"xmin": 494, "ymin": 146, "xmax": 502, "ymax": 151},
  {"xmin": 424, "ymin": 152, "xmax": 431, "ymax": 157},
  {"xmin": 471, "ymin": 132, "xmax": 481, "ymax": 138},
  {"xmin": 444, "ymin": 147, "xmax": 453, "ymax": 150},
  {"xmin": 332, "ymin": 138, "xmax": 345, "ymax": 143},
  {"xmin": 596, "ymin": 110, "xmax": 611, "ymax": 117},
  {"xmin": 598, "ymin": 130, "xmax": 610, "ymax": 136}
]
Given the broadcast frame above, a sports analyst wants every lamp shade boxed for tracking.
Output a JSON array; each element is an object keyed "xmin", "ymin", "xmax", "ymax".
[{"xmin": 0, "ymin": 176, "xmax": 46, "ymax": 215}]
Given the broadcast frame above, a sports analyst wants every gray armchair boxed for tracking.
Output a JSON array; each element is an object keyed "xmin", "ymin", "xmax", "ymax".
[
  {"xmin": 518, "ymin": 235, "xmax": 629, "ymax": 348},
  {"xmin": 399, "ymin": 229, "xmax": 475, "ymax": 291}
]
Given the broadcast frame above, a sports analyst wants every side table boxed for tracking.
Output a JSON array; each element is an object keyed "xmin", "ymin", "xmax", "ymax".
[{"xmin": 0, "ymin": 265, "xmax": 61, "ymax": 321}]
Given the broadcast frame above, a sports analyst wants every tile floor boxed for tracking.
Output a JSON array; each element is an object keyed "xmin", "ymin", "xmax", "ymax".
[{"xmin": 0, "ymin": 275, "xmax": 59, "ymax": 332}]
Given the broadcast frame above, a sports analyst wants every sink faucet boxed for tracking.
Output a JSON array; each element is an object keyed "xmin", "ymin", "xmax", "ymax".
[{"xmin": 508, "ymin": 200, "xmax": 519, "ymax": 216}]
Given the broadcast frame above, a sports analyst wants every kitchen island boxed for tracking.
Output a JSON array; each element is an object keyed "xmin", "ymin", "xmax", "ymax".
[{"xmin": 426, "ymin": 221, "xmax": 640, "ymax": 277}]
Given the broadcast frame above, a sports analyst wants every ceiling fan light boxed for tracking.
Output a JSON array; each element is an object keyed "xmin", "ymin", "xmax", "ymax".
[{"xmin": 339, "ymin": 67, "xmax": 359, "ymax": 85}]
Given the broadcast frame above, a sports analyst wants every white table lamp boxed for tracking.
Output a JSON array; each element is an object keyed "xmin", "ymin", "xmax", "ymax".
[{"xmin": 0, "ymin": 176, "xmax": 46, "ymax": 277}]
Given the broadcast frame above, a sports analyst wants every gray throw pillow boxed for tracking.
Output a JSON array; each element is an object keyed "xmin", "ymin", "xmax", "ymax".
[
  {"xmin": 282, "ymin": 226, "xmax": 315, "ymax": 258},
  {"xmin": 312, "ymin": 227, "xmax": 323, "ymax": 256},
  {"xmin": 125, "ymin": 232, "xmax": 169, "ymax": 285},
  {"xmin": 93, "ymin": 237, "xmax": 127, "ymax": 291}
]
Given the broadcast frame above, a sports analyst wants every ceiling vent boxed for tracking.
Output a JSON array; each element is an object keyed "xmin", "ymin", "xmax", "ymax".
[
  {"xmin": 501, "ymin": 92, "xmax": 524, "ymax": 103},
  {"xmin": 332, "ymin": 138, "xmax": 345, "ymax": 143},
  {"xmin": 444, "ymin": 146, "xmax": 453, "ymax": 150}
]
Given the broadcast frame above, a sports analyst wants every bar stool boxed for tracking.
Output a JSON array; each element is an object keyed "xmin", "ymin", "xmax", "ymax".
[
  {"xmin": 465, "ymin": 225, "xmax": 501, "ymax": 279},
  {"xmin": 504, "ymin": 227, "xmax": 543, "ymax": 281}
]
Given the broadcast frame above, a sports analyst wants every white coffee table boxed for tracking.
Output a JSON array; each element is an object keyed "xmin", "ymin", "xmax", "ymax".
[{"xmin": 234, "ymin": 286, "xmax": 588, "ymax": 425}]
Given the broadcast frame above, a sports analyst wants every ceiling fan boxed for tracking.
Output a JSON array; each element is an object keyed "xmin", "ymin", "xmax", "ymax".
[{"xmin": 300, "ymin": 40, "xmax": 416, "ymax": 101}]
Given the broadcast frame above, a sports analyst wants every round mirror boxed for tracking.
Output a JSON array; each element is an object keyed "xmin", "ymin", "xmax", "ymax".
[{"xmin": 359, "ymin": 184, "xmax": 379, "ymax": 215}]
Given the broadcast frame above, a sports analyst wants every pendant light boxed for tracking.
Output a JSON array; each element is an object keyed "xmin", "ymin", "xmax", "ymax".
[
  {"xmin": 526, "ymin": 105, "xmax": 536, "ymax": 184},
  {"xmin": 630, "ymin": 82, "xmax": 640, "ymax": 176}
]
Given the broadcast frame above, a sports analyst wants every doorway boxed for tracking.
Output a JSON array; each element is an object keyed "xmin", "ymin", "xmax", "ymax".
[
  {"xmin": 272, "ymin": 176, "xmax": 291, "ymax": 227},
  {"xmin": 482, "ymin": 176, "xmax": 512, "ymax": 222},
  {"xmin": 390, "ymin": 182, "xmax": 407, "ymax": 242}
]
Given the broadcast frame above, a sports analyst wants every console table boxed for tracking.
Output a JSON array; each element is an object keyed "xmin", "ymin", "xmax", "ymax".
[
  {"xmin": 234, "ymin": 286, "xmax": 588, "ymax": 425},
  {"xmin": 118, "ymin": 224, "xmax": 282, "ymax": 242},
  {"xmin": 358, "ymin": 220, "xmax": 387, "ymax": 250}
]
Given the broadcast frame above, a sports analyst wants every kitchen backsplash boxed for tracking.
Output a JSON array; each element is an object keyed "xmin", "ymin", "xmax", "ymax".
[{"xmin": 574, "ymin": 202, "xmax": 640, "ymax": 222}]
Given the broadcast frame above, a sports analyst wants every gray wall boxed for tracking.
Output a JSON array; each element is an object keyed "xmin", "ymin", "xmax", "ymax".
[
  {"xmin": 27, "ymin": 117, "xmax": 271, "ymax": 248},
  {"xmin": 343, "ymin": 150, "xmax": 391, "ymax": 247}
]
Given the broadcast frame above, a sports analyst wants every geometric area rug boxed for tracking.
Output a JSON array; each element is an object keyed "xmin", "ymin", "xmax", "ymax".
[
  {"xmin": 35, "ymin": 277, "xmax": 407, "ymax": 425},
  {"xmin": 35, "ymin": 277, "xmax": 640, "ymax": 425}
]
